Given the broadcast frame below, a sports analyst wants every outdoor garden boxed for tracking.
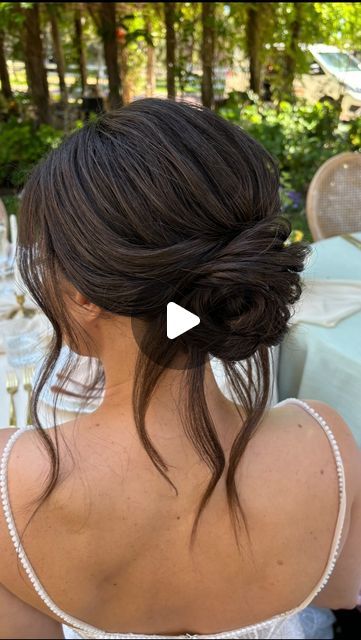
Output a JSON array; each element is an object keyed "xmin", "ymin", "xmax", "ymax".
[
  {"xmin": 1, "ymin": 2, "xmax": 361, "ymax": 244},
  {"xmin": 0, "ymin": 5, "xmax": 361, "ymax": 639}
]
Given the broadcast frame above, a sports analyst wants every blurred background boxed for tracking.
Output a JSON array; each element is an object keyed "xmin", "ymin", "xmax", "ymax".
[
  {"xmin": 1, "ymin": 2, "xmax": 361, "ymax": 244},
  {"xmin": 0, "ymin": 9, "xmax": 360, "ymax": 635}
]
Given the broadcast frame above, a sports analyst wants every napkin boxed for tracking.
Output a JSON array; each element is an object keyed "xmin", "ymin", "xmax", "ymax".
[
  {"xmin": 0, "ymin": 312, "xmax": 52, "ymax": 354},
  {"xmin": 289, "ymin": 279, "xmax": 361, "ymax": 327}
]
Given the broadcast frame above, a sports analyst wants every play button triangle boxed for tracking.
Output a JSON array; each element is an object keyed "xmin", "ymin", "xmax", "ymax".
[{"xmin": 166, "ymin": 302, "xmax": 200, "ymax": 339}]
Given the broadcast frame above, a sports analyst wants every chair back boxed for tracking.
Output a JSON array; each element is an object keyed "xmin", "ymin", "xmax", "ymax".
[
  {"xmin": 306, "ymin": 152, "xmax": 361, "ymax": 240},
  {"xmin": 0, "ymin": 198, "xmax": 7, "ymax": 223}
]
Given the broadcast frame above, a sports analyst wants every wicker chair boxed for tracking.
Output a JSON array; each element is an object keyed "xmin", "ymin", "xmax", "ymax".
[{"xmin": 306, "ymin": 152, "xmax": 361, "ymax": 241}]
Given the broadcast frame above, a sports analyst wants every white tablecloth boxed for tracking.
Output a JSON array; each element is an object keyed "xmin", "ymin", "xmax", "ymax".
[{"xmin": 278, "ymin": 232, "xmax": 361, "ymax": 447}]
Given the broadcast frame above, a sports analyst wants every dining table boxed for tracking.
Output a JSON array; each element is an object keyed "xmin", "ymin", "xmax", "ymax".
[{"xmin": 277, "ymin": 231, "xmax": 361, "ymax": 447}]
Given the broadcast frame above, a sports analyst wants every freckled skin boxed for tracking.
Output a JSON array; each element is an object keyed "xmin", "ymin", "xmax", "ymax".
[
  {"xmin": 320, "ymin": 469, "xmax": 324, "ymax": 475},
  {"xmin": 277, "ymin": 560, "xmax": 284, "ymax": 566},
  {"xmin": 298, "ymin": 424, "xmax": 303, "ymax": 429}
]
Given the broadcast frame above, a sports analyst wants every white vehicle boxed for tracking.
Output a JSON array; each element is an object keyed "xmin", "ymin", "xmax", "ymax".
[
  {"xmin": 225, "ymin": 44, "xmax": 361, "ymax": 120},
  {"xmin": 294, "ymin": 44, "xmax": 361, "ymax": 120}
]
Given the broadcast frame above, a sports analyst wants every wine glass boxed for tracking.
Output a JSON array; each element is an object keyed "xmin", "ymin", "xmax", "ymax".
[
  {"xmin": 0, "ymin": 198, "xmax": 8, "ymax": 237},
  {"xmin": 0, "ymin": 222, "xmax": 9, "ymax": 295}
]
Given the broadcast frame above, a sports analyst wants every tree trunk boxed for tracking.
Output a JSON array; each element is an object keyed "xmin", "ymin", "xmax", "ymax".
[
  {"xmin": 164, "ymin": 2, "xmax": 176, "ymax": 100},
  {"xmin": 119, "ymin": 44, "xmax": 131, "ymax": 104},
  {"xmin": 245, "ymin": 5, "xmax": 261, "ymax": 95},
  {"xmin": 0, "ymin": 29, "xmax": 12, "ymax": 100},
  {"xmin": 23, "ymin": 4, "xmax": 51, "ymax": 124},
  {"xmin": 145, "ymin": 18, "xmax": 155, "ymax": 97},
  {"xmin": 283, "ymin": 3, "xmax": 302, "ymax": 101},
  {"xmin": 48, "ymin": 6, "xmax": 67, "ymax": 104},
  {"xmin": 188, "ymin": 4, "xmax": 196, "ymax": 76},
  {"xmin": 201, "ymin": 2, "xmax": 215, "ymax": 108},
  {"xmin": 74, "ymin": 8, "xmax": 87, "ymax": 94},
  {"xmin": 99, "ymin": 3, "xmax": 122, "ymax": 109}
]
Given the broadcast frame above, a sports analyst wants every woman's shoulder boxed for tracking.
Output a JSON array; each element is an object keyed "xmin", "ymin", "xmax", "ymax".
[
  {"xmin": 290, "ymin": 399, "xmax": 361, "ymax": 609},
  {"xmin": 0, "ymin": 422, "xmax": 77, "ymax": 583},
  {"xmin": 237, "ymin": 398, "xmax": 356, "ymax": 604},
  {"xmin": 273, "ymin": 398, "xmax": 360, "ymax": 503},
  {"xmin": 301, "ymin": 398, "xmax": 360, "ymax": 483},
  {"xmin": 263, "ymin": 397, "xmax": 358, "ymax": 478},
  {"xmin": 253, "ymin": 397, "xmax": 359, "ymax": 509},
  {"xmin": 0, "ymin": 420, "xmax": 77, "ymax": 487},
  {"xmin": 240, "ymin": 398, "xmax": 346, "ymax": 510}
]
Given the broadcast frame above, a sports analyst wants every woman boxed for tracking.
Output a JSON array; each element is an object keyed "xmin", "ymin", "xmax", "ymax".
[{"xmin": 0, "ymin": 99, "xmax": 360, "ymax": 639}]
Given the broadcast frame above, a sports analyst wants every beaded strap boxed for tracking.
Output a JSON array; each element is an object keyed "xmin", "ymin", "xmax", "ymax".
[
  {"xmin": 275, "ymin": 398, "xmax": 346, "ymax": 608},
  {"xmin": 0, "ymin": 398, "xmax": 347, "ymax": 640},
  {"xmin": 0, "ymin": 427, "xmax": 111, "ymax": 639}
]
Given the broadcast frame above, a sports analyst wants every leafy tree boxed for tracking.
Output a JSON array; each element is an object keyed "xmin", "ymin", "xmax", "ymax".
[
  {"xmin": 0, "ymin": 28, "xmax": 12, "ymax": 99},
  {"xmin": 315, "ymin": 2, "xmax": 361, "ymax": 50},
  {"xmin": 264, "ymin": 3, "xmax": 361, "ymax": 101},
  {"xmin": 88, "ymin": 2, "xmax": 122, "ymax": 109},
  {"xmin": 73, "ymin": 5, "xmax": 87, "ymax": 95},
  {"xmin": 0, "ymin": 2, "xmax": 24, "ymax": 101},
  {"xmin": 282, "ymin": 3, "xmax": 303, "ymax": 101},
  {"xmin": 164, "ymin": 2, "xmax": 176, "ymax": 99},
  {"xmin": 267, "ymin": 3, "xmax": 323, "ymax": 99},
  {"xmin": 100, "ymin": 2, "xmax": 122, "ymax": 108},
  {"xmin": 245, "ymin": 3, "xmax": 261, "ymax": 94},
  {"xmin": 22, "ymin": 3, "xmax": 51, "ymax": 124},
  {"xmin": 228, "ymin": 2, "xmax": 278, "ymax": 97},
  {"xmin": 201, "ymin": 2, "xmax": 215, "ymax": 108},
  {"xmin": 47, "ymin": 3, "xmax": 67, "ymax": 104},
  {"xmin": 116, "ymin": 6, "xmax": 154, "ymax": 104},
  {"xmin": 144, "ymin": 7, "xmax": 155, "ymax": 97},
  {"xmin": 174, "ymin": 2, "xmax": 200, "ymax": 97}
]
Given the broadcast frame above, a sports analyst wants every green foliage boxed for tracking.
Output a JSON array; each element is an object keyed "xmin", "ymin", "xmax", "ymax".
[
  {"xmin": 2, "ymin": 1, "xmax": 361, "ymax": 242},
  {"xmin": 219, "ymin": 98, "xmax": 356, "ymax": 192},
  {"xmin": 1, "ymin": 194, "xmax": 19, "ymax": 217},
  {"xmin": 219, "ymin": 97, "xmax": 361, "ymax": 241},
  {"xmin": 0, "ymin": 117, "xmax": 63, "ymax": 187}
]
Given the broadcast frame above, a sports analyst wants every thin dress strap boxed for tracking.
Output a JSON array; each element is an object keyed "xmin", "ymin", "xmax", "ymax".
[
  {"xmin": 275, "ymin": 397, "xmax": 347, "ymax": 610},
  {"xmin": 0, "ymin": 427, "xmax": 108, "ymax": 639},
  {"xmin": 0, "ymin": 398, "xmax": 347, "ymax": 639}
]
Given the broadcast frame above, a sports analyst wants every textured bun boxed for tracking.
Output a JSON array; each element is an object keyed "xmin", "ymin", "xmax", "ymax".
[
  {"xmin": 20, "ymin": 98, "xmax": 313, "ymax": 551},
  {"xmin": 179, "ymin": 216, "xmax": 309, "ymax": 362}
]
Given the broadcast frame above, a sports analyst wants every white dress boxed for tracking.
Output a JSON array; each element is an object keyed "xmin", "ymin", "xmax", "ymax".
[{"xmin": 0, "ymin": 399, "xmax": 346, "ymax": 639}]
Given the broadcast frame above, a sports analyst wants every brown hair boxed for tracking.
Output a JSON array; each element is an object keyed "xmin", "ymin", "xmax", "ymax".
[{"xmin": 18, "ymin": 98, "xmax": 310, "ymax": 550}]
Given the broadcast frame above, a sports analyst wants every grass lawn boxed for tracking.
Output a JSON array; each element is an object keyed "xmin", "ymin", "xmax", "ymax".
[{"xmin": 8, "ymin": 62, "xmax": 107, "ymax": 98}]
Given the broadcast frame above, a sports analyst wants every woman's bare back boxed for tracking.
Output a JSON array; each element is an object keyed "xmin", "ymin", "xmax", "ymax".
[{"xmin": 0, "ymin": 398, "xmax": 348, "ymax": 637}]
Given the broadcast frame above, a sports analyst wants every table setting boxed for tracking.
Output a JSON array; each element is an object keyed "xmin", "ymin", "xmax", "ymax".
[
  {"xmin": 0, "ymin": 206, "xmax": 103, "ymax": 430},
  {"xmin": 0, "ymin": 204, "xmax": 359, "ymax": 447},
  {"xmin": 277, "ymin": 230, "xmax": 361, "ymax": 447}
]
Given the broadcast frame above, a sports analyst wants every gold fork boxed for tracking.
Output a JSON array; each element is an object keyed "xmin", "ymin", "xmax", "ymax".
[
  {"xmin": 6, "ymin": 371, "xmax": 18, "ymax": 428},
  {"xmin": 23, "ymin": 366, "xmax": 34, "ymax": 426}
]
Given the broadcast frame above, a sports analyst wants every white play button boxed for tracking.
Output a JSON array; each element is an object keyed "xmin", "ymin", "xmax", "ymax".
[{"xmin": 166, "ymin": 302, "xmax": 200, "ymax": 339}]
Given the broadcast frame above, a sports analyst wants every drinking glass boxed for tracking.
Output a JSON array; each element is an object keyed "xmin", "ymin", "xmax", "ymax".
[{"xmin": 0, "ymin": 223, "xmax": 10, "ymax": 295}]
